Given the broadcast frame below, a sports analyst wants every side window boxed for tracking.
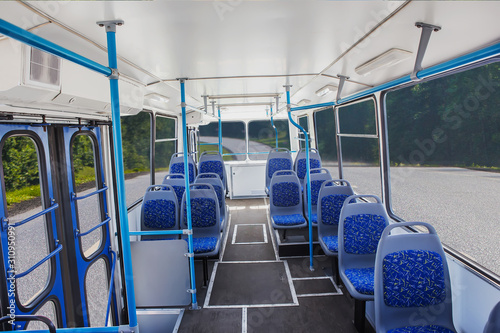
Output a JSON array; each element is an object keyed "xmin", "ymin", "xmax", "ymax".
[
  {"xmin": 337, "ymin": 99, "xmax": 381, "ymax": 197},
  {"xmin": 155, "ymin": 115, "xmax": 177, "ymax": 183},
  {"xmin": 386, "ymin": 62, "xmax": 500, "ymax": 275},
  {"xmin": 314, "ymin": 107, "xmax": 338, "ymax": 178},
  {"xmin": 1, "ymin": 135, "xmax": 52, "ymax": 306},
  {"xmin": 121, "ymin": 111, "xmax": 152, "ymax": 206},
  {"xmin": 71, "ymin": 134, "xmax": 103, "ymax": 259},
  {"xmin": 198, "ymin": 122, "xmax": 220, "ymax": 156},
  {"xmin": 248, "ymin": 120, "xmax": 290, "ymax": 160},
  {"xmin": 199, "ymin": 121, "xmax": 246, "ymax": 161}
]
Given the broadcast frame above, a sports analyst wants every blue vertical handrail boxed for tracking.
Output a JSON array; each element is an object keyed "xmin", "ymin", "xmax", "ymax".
[
  {"xmin": 103, "ymin": 23, "xmax": 138, "ymax": 330},
  {"xmin": 180, "ymin": 79, "xmax": 199, "ymax": 309},
  {"xmin": 105, "ymin": 250, "xmax": 117, "ymax": 327},
  {"xmin": 218, "ymin": 107, "xmax": 222, "ymax": 156},
  {"xmin": 285, "ymin": 87, "xmax": 314, "ymax": 271},
  {"xmin": 270, "ymin": 105, "xmax": 278, "ymax": 149}
]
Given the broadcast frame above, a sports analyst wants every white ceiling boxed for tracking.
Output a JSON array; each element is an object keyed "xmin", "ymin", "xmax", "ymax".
[{"xmin": 1, "ymin": 0, "xmax": 499, "ymax": 116}]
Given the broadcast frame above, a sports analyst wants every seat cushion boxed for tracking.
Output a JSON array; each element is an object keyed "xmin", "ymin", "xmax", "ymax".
[
  {"xmin": 185, "ymin": 237, "xmax": 218, "ymax": 254},
  {"xmin": 344, "ymin": 214, "xmax": 387, "ymax": 254},
  {"xmin": 273, "ymin": 214, "xmax": 306, "ymax": 226},
  {"xmin": 383, "ymin": 250, "xmax": 446, "ymax": 308},
  {"xmin": 170, "ymin": 162, "xmax": 195, "ymax": 183},
  {"xmin": 272, "ymin": 182, "xmax": 300, "ymax": 207},
  {"xmin": 143, "ymin": 199, "xmax": 176, "ymax": 229},
  {"xmin": 320, "ymin": 194, "xmax": 349, "ymax": 225},
  {"xmin": 345, "ymin": 267, "xmax": 375, "ymax": 295},
  {"xmin": 199, "ymin": 161, "xmax": 224, "ymax": 181},
  {"xmin": 322, "ymin": 235, "xmax": 338, "ymax": 252},
  {"xmin": 184, "ymin": 197, "xmax": 217, "ymax": 228},
  {"xmin": 388, "ymin": 325, "xmax": 455, "ymax": 333},
  {"xmin": 310, "ymin": 213, "xmax": 318, "ymax": 224},
  {"xmin": 296, "ymin": 158, "xmax": 321, "ymax": 180}
]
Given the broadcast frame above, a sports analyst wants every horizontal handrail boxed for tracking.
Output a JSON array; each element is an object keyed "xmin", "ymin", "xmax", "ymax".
[
  {"xmin": 129, "ymin": 229, "xmax": 188, "ymax": 236},
  {"xmin": 10, "ymin": 202, "xmax": 59, "ymax": 229},
  {"xmin": 72, "ymin": 186, "xmax": 108, "ymax": 201},
  {"xmin": 76, "ymin": 217, "xmax": 111, "ymax": 237},
  {"xmin": 16, "ymin": 243, "xmax": 63, "ymax": 278}
]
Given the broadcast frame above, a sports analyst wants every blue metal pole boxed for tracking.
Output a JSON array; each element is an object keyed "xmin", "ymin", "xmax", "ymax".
[
  {"xmin": 102, "ymin": 21, "xmax": 138, "ymax": 330},
  {"xmin": 180, "ymin": 79, "xmax": 199, "ymax": 309},
  {"xmin": 0, "ymin": 18, "xmax": 111, "ymax": 77},
  {"xmin": 285, "ymin": 86, "xmax": 314, "ymax": 271},
  {"xmin": 290, "ymin": 102, "xmax": 335, "ymax": 112},
  {"xmin": 270, "ymin": 106, "xmax": 278, "ymax": 149},
  {"xmin": 218, "ymin": 107, "xmax": 222, "ymax": 156}
]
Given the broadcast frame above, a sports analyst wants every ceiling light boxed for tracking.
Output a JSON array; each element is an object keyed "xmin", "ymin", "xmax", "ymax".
[
  {"xmin": 355, "ymin": 48, "xmax": 412, "ymax": 76},
  {"xmin": 145, "ymin": 93, "xmax": 169, "ymax": 104},
  {"xmin": 315, "ymin": 85, "xmax": 337, "ymax": 97},
  {"xmin": 298, "ymin": 99, "xmax": 311, "ymax": 106}
]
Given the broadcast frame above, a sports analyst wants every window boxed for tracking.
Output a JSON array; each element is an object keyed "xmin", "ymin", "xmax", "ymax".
[
  {"xmin": 337, "ymin": 99, "xmax": 381, "ymax": 197},
  {"xmin": 1, "ymin": 135, "xmax": 51, "ymax": 306},
  {"xmin": 155, "ymin": 115, "xmax": 177, "ymax": 184},
  {"xmin": 386, "ymin": 62, "xmax": 500, "ymax": 275},
  {"xmin": 248, "ymin": 120, "xmax": 290, "ymax": 160},
  {"xmin": 85, "ymin": 258, "xmax": 109, "ymax": 326},
  {"xmin": 298, "ymin": 116, "xmax": 309, "ymax": 150},
  {"xmin": 314, "ymin": 107, "xmax": 338, "ymax": 178},
  {"xmin": 121, "ymin": 112, "xmax": 151, "ymax": 206},
  {"xmin": 71, "ymin": 134, "xmax": 104, "ymax": 259},
  {"xmin": 199, "ymin": 121, "xmax": 246, "ymax": 161}
]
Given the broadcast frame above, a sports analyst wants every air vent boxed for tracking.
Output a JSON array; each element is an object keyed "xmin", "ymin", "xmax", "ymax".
[{"xmin": 25, "ymin": 47, "xmax": 61, "ymax": 88}]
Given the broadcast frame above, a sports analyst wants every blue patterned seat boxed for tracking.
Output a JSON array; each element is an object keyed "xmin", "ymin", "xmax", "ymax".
[
  {"xmin": 140, "ymin": 185, "xmax": 179, "ymax": 241},
  {"xmin": 293, "ymin": 148, "xmax": 322, "ymax": 183},
  {"xmin": 265, "ymin": 148, "xmax": 293, "ymax": 194},
  {"xmin": 269, "ymin": 170, "xmax": 307, "ymax": 229},
  {"xmin": 338, "ymin": 194, "xmax": 390, "ymax": 332},
  {"xmin": 168, "ymin": 152, "xmax": 197, "ymax": 183},
  {"xmin": 303, "ymin": 168, "xmax": 332, "ymax": 226},
  {"xmin": 317, "ymin": 180, "xmax": 354, "ymax": 257},
  {"xmin": 180, "ymin": 183, "xmax": 221, "ymax": 258},
  {"xmin": 322, "ymin": 235, "xmax": 338, "ymax": 252},
  {"xmin": 198, "ymin": 151, "xmax": 227, "ymax": 191},
  {"xmin": 195, "ymin": 173, "xmax": 227, "ymax": 231},
  {"xmin": 375, "ymin": 222, "xmax": 456, "ymax": 333}
]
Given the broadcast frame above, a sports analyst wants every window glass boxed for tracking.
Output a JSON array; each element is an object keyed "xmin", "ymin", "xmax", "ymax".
[
  {"xmin": 155, "ymin": 116, "xmax": 177, "ymax": 183},
  {"xmin": 314, "ymin": 108, "xmax": 338, "ymax": 178},
  {"xmin": 26, "ymin": 301, "xmax": 57, "ymax": 330},
  {"xmin": 338, "ymin": 100, "xmax": 377, "ymax": 135},
  {"xmin": 71, "ymin": 134, "xmax": 103, "ymax": 258},
  {"xmin": 199, "ymin": 121, "xmax": 245, "ymax": 161},
  {"xmin": 386, "ymin": 62, "xmax": 500, "ymax": 275},
  {"xmin": 85, "ymin": 258, "xmax": 109, "ymax": 326},
  {"xmin": 298, "ymin": 116, "xmax": 309, "ymax": 150},
  {"xmin": 1, "ymin": 135, "xmax": 50, "ymax": 306},
  {"xmin": 337, "ymin": 100, "xmax": 381, "ymax": 197},
  {"xmin": 248, "ymin": 120, "xmax": 290, "ymax": 160},
  {"xmin": 198, "ymin": 122, "xmax": 220, "ymax": 156},
  {"xmin": 121, "ymin": 112, "xmax": 151, "ymax": 206}
]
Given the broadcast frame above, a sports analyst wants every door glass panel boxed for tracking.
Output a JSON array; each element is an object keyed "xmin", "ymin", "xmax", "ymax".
[
  {"xmin": 85, "ymin": 258, "xmax": 109, "ymax": 327},
  {"xmin": 71, "ymin": 134, "xmax": 102, "ymax": 258},
  {"xmin": 155, "ymin": 116, "xmax": 177, "ymax": 183},
  {"xmin": 2, "ymin": 136, "xmax": 51, "ymax": 306},
  {"xmin": 298, "ymin": 116, "xmax": 308, "ymax": 150},
  {"xmin": 121, "ymin": 112, "xmax": 152, "ymax": 206},
  {"xmin": 26, "ymin": 301, "xmax": 57, "ymax": 330}
]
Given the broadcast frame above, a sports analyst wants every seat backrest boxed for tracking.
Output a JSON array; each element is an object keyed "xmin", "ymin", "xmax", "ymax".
[
  {"xmin": 162, "ymin": 174, "xmax": 186, "ymax": 207},
  {"xmin": 198, "ymin": 151, "xmax": 227, "ymax": 190},
  {"xmin": 303, "ymin": 168, "xmax": 332, "ymax": 212},
  {"xmin": 141, "ymin": 185, "xmax": 178, "ymax": 240},
  {"xmin": 317, "ymin": 179, "xmax": 355, "ymax": 239},
  {"xmin": 269, "ymin": 170, "xmax": 303, "ymax": 217},
  {"xmin": 169, "ymin": 152, "xmax": 197, "ymax": 183},
  {"xmin": 180, "ymin": 183, "xmax": 220, "ymax": 238},
  {"xmin": 294, "ymin": 148, "xmax": 322, "ymax": 182},
  {"xmin": 194, "ymin": 173, "xmax": 225, "ymax": 221},
  {"xmin": 338, "ymin": 195, "xmax": 389, "ymax": 271},
  {"xmin": 374, "ymin": 222, "xmax": 455, "ymax": 332},
  {"xmin": 265, "ymin": 148, "xmax": 293, "ymax": 191}
]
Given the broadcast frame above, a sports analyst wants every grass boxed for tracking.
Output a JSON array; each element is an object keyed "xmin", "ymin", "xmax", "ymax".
[{"xmin": 6, "ymin": 185, "xmax": 41, "ymax": 207}]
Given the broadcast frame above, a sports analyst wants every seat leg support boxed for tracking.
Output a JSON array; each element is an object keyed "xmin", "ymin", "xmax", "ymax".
[
  {"xmin": 354, "ymin": 299, "xmax": 366, "ymax": 332},
  {"xmin": 331, "ymin": 256, "xmax": 340, "ymax": 286},
  {"xmin": 203, "ymin": 257, "xmax": 209, "ymax": 287}
]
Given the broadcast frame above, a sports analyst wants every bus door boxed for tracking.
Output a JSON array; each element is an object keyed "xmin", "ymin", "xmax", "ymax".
[
  {"xmin": 0, "ymin": 124, "xmax": 67, "ymax": 330},
  {"xmin": 62, "ymin": 126, "xmax": 116, "ymax": 327}
]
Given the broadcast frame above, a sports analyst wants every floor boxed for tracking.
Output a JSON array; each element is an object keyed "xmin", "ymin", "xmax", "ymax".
[{"xmin": 178, "ymin": 198, "xmax": 374, "ymax": 333}]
